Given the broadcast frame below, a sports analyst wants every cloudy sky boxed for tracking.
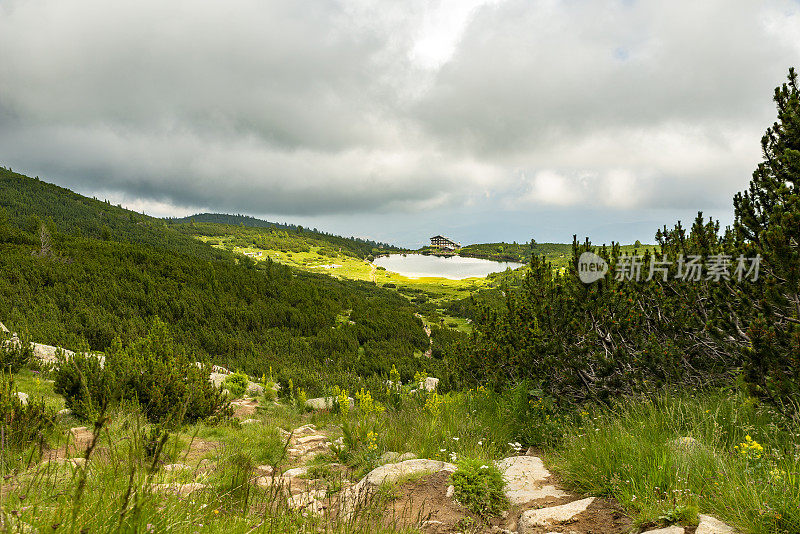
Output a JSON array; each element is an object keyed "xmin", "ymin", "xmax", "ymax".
[{"xmin": 1, "ymin": 0, "xmax": 798, "ymax": 247}]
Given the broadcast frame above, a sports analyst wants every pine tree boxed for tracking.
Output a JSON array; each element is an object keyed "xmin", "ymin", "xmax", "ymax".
[{"xmin": 733, "ymin": 68, "xmax": 800, "ymax": 410}]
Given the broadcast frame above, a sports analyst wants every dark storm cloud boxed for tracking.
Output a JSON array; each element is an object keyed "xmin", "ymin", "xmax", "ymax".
[{"xmin": 0, "ymin": 0, "xmax": 798, "ymax": 226}]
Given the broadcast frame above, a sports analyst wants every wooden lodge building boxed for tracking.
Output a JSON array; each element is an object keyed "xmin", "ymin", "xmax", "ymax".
[{"xmin": 430, "ymin": 235, "xmax": 461, "ymax": 250}]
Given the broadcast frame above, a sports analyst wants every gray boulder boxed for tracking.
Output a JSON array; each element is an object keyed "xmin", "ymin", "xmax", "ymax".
[
  {"xmin": 518, "ymin": 497, "xmax": 595, "ymax": 531},
  {"xmin": 306, "ymin": 396, "xmax": 354, "ymax": 411},
  {"xmin": 209, "ymin": 372, "xmax": 227, "ymax": 388},
  {"xmin": 421, "ymin": 377, "xmax": 439, "ymax": 391},
  {"xmin": 247, "ymin": 382, "xmax": 264, "ymax": 396}
]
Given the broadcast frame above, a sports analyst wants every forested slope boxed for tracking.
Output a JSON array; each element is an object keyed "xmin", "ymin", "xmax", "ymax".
[
  {"xmin": 0, "ymin": 168, "xmax": 226, "ymax": 261},
  {"xmin": 0, "ymin": 169, "xmax": 443, "ymax": 393}
]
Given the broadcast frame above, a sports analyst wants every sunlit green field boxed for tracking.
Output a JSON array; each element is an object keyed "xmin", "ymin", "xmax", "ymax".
[{"xmin": 199, "ymin": 238, "xmax": 497, "ymax": 305}]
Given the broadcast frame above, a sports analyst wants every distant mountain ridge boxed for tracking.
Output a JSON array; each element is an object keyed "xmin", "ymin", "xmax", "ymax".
[{"xmin": 168, "ymin": 212, "xmax": 403, "ymax": 258}]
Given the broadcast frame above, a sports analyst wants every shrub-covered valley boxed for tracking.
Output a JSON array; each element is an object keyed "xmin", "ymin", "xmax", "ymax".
[{"xmin": 1, "ymin": 70, "xmax": 800, "ymax": 534}]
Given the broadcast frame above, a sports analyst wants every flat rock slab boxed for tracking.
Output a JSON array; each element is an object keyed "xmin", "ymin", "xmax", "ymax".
[
  {"xmin": 641, "ymin": 527, "xmax": 684, "ymax": 534},
  {"xmin": 284, "ymin": 466, "xmax": 309, "ymax": 478},
  {"xmin": 361, "ymin": 459, "xmax": 456, "ymax": 487},
  {"xmin": 497, "ymin": 456, "xmax": 565, "ymax": 504},
  {"xmin": 697, "ymin": 514, "xmax": 737, "ymax": 534},
  {"xmin": 519, "ymin": 497, "xmax": 595, "ymax": 530},
  {"xmin": 293, "ymin": 424, "xmax": 318, "ymax": 436},
  {"xmin": 162, "ymin": 463, "xmax": 192, "ymax": 472}
]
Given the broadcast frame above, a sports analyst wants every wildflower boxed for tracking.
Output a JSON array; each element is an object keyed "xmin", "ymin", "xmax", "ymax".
[
  {"xmin": 213, "ymin": 510, "xmax": 219, "ymax": 515},
  {"xmin": 449, "ymin": 452, "xmax": 458, "ymax": 462},
  {"xmin": 452, "ymin": 437, "xmax": 459, "ymax": 441},
  {"xmin": 425, "ymin": 391, "xmax": 442, "ymax": 418},
  {"xmin": 366, "ymin": 431, "xmax": 378, "ymax": 452},
  {"xmin": 439, "ymin": 448, "xmax": 446, "ymax": 453},
  {"xmin": 480, "ymin": 465, "xmax": 489, "ymax": 470},
  {"xmin": 477, "ymin": 440, "xmax": 483, "ymax": 446},
  {"xmin": 735, "ymin": 435, "xmax": 764, "ymax": 461}
]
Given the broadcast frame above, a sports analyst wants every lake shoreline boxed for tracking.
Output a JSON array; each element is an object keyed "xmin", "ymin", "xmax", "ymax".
[{"xmin": 372, "ymin": 253, "xmax": 524, "ymax": 280}]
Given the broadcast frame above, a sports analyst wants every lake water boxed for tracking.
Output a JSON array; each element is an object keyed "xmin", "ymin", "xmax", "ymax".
[{"xmin": 373, "ymin": 254, "xmax": 524, "ymax": 280}]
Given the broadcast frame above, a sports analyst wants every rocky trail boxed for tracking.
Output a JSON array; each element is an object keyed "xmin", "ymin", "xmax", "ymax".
[
  {"xmin": 126, "ymin": 400, "xmax": 738, "ymax": 534},
  {"xmin": 3, "ymin": 328, "xmax": 739, "ymax": 533}
]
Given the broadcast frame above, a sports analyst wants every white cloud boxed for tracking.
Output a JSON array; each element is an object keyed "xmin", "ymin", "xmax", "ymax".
[{"xmin": 0, "ymin": 0, "xmax": 797, "ymax": 239}]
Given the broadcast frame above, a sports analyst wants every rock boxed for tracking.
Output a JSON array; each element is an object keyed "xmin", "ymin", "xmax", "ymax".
[
  {"xmin": 518, "ymin": 497, "xmax": 595, "ymax": 530},
  {"xmin": 241, "ymin": 418, "xmax": 260, "ymax": 425},
  {"xmin": 162, "ymin": 463, "xmax": 192, "ymax": 472},
  {"xmin": 254, "ymin": 464, "xmax": 274, "ymax": 477},
  {"xmin": 209, "ymin": 372, "xmax": 227, "ymax": 388},
  {"xmin": 16, "ymin": 392, "xmax": 28, "ymax": 405},
  {"xmin": 420, "ymin": 377, "xmax": 439, "ymax": 391},
  {"xmin": 446, "ymin": 484, "xmax": 454, "ymax": 498},
  {"xmin": 306, "ymin": 396, "xmax": 335, "ymax": 410},
  {"xmin": 284, "ymin": 466, "xmax": 309, "ymax": 479},
  {"xmin": 696, "ymin": 514, "xmax": 737, "ymax": 534},
  {"xmin": 379, "ymin": 451, "xmax": 401, "ymax": 465},
  {"xmin": 497, "ymin": 456, "xmax": 566, "ymax": 504},
  {"xmin": 293, "ymin": 424, "xmax": 317, "ymax": 436},
  {"xmin": 306, "ymin": 396, "xmax": 354, "ymax": 411},
  {"xmin": 247, "ymin": 382, "xmax": 264, "ymax": 396},
  {"xmin": 277, "ymin": 428, "xmax": 291, "ymax": 441},
  {"xmin": 211, "ymin": 365, "xmax": 230, "ymax": 374},
  {"xmin": 361, "ymin": 459, "xmax": 455, "ymax": 487},
  {"xmin": 296, "ymin": 434, "xmax": 327, "ymax": 445},
  {"xmin": 150, "ymin": 482, "xmax": 209, "ymax": 497},
  {"xmin": 253, "ymin": 475, "xmax": 285, "ymax": 488},
  {"xmin": 671, "ymin": 436, "xmax": 700, "ymax": 451},
  {"xmin": 2, "ymin": 335, "xmax": 85, "ymax": 365},
  {"xmin": 640, "ymin": 527, "xmax": 684, "ymax": 534},
  {"xmin": 398, "ymin": 452, "xmax": 417, "ymax": 461},
  {"xmin": 288, "ymin": 489, "xmax": 328, "ymax": 514}
]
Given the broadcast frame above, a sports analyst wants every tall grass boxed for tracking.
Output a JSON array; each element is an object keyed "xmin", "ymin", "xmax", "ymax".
[
  {"xmin": 0, "ymin": 399, "xmax": 414, "ymax": 533},
  {"xmin": 554, "ymin": 389, "xmax": 800, "ymax": 533}
]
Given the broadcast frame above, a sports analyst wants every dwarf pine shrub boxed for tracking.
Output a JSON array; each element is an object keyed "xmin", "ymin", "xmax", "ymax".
[
  {"xmin": 0, "ymin": 373, "xmax": 54, "ymax": 449},
  {"xmin": 222, "ymin": 371, "xmax": 249, "ymax": 397},
  {"xmin": 55, "ymin": 319, "xmax": 229, "ymax": 425}
]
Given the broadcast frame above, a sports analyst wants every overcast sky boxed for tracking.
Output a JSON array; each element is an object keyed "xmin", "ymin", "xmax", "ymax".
[{"xmin": 1, "ymin": 0, "xmax": 798, "ymax": 247}]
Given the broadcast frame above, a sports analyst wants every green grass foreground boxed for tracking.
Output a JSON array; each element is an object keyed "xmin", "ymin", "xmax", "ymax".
[{"xmin": 4, "ymin": 369, "xmax": 796, "ymax": 533}]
